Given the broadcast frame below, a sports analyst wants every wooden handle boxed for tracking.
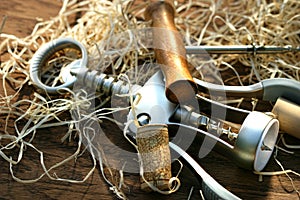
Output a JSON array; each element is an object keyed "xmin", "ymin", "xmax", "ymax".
[
  {"xmin": 272, "ymin": 97, "xmax": 300, "ymax": 139},
  {"xmin": 145, "ymin": 0, "xmax": 197, "ymax": 103}
]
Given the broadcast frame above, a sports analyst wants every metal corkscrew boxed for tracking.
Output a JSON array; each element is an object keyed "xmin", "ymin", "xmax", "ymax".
[
  {"xmin": 29, "ymin": 0, "xmax": 300, "ymax": 196},
  {"xmin": 30, "ymin": 35, "xmax": 300, "ymax": 200}
]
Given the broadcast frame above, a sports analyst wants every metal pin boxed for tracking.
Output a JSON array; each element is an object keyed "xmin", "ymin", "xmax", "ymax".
[{"xmin": 185, "ymin": 45, "xmax": 300, "ymax": 54}]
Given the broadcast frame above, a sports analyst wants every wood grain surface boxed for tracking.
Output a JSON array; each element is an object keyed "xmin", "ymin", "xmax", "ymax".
[{"xmin": 0, "ymin": 0, "xmax": 299, "ymax": 199}]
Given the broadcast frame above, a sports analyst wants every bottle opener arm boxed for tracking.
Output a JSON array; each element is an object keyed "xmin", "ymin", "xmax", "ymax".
[{"xmin": 194, "ymin": 77, "xmax": 300, "ymax": 105}]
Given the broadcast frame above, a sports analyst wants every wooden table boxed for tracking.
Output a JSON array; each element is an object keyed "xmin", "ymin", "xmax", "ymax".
[{"xmin": 0, "ymin": 1, "xmax": 299, "ymax": 199}]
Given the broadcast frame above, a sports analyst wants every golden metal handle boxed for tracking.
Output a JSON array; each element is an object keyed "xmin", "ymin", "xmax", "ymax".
[{"xmin": 145, "ymin": 0, "xmax": 197, "ymax": 103}]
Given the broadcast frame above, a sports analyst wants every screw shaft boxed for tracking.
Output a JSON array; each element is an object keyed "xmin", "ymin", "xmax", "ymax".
[{"xmin": 72, "ymin": 68, "xmax": 129, "ymax": 95}]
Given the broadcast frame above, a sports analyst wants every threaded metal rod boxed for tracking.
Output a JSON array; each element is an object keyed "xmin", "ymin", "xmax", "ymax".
[
  {"xmin": 172, "ymin": 106, "xmax": 238, "ymax": 139},
  {"xmin": 186, "ymin": 45, "xmax": 300, "ymax": 54},
  {"xmin": 71, "ymin": 68, "xmax": 129, "ymax": 95}
]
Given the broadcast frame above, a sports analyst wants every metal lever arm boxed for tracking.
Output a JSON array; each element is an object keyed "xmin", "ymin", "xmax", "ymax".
[
  {"xmin": 194, "ymin": 77, "xmax": 300, "ymax": 105},
  {"xmin": 145, "ymin": 0, "xmax": 197, "ymax": 103}
]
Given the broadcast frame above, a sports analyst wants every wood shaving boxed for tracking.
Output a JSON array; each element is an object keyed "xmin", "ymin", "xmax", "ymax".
[{"xmin": 0, "ymin": 0, "xmax": 299, "ymax": 199}]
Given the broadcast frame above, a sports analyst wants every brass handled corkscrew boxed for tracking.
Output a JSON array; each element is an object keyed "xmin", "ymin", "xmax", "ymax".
[
  {"xmin": 29, "ymin": 36, "xmax": 300, "ymax": 200},
  {"xmin": 29, "ymin": 0, "xmax": 300, "ymax": 192}
]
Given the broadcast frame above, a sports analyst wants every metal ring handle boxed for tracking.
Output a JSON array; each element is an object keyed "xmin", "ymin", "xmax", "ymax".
[{"xmin": 29, "ymin": 38, "xmax": 88, "ymax": 94}]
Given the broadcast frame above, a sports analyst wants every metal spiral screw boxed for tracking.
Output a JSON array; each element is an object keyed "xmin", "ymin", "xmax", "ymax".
[
  {"xmin": 71, "ymin": 68, "xmax": 130, "ymax": 96},
  {"xmin": 207, "ymin": 120, "xmax": 238, "ymax": 140},
  {"xmin": 173, "ymin": 106, "xmax": 238, "ymax": 140}
]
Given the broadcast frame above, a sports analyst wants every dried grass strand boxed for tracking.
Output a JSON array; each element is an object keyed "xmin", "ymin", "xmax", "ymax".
[{"xmin": 0, "ymin": 0, "xmax": 299, "ymax": 199}]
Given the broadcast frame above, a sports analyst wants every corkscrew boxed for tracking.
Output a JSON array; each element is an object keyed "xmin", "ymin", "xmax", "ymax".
[
  {"xmin": 29, "ymin": 36, "xmax": 300, "ymax": 199},
  {"xmin": 29, "ymin": 1, "xmax": 300, "ymax": 199}
]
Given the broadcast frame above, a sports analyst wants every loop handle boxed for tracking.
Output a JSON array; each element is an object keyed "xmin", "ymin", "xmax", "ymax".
[{"xmin": 30, "ymin": 38, "xmax": 87, "ymax": 94}]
